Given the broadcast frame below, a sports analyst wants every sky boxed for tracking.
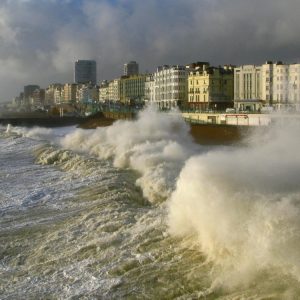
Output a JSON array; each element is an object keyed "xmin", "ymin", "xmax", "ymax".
[{"xmin": 1, "ymin": 0, "xmax": 300, "ymax": 102}]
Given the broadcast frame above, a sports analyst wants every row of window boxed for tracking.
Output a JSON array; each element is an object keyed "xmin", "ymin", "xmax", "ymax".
[{"xmin": 189, "ymin": 95, "xmax": 207, "ymax": 102}]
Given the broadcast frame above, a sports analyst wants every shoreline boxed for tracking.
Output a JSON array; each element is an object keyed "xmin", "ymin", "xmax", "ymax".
[{"xmin": 0, "ymin": 112, "xmax": 262, "ymax": 145}]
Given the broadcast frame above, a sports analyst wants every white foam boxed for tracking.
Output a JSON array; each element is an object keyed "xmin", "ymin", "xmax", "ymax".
[
  {"xmin": 168, "ymin": 118, "xmax": 300, "ymax": 288},
  {"xmin": 6, "ymin": 124, "xmax": 12, "ymax": 133},
  {"xmin": 61, "ymin": 106, "xmax": 202, "ymax": 203}
]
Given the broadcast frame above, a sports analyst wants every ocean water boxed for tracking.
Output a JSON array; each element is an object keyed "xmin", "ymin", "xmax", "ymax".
[{"xmin": 1, "ymin": 107, "xmax": 300, "ymax": 299}]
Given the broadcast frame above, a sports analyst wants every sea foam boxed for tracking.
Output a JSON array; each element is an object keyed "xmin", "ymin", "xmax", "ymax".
[
  {"xmin": 61, "ymin": 106, "xmax": 201, "ymax": 203},
  {"xmin": 168, "ymin": 118, "xmax": 300, "ymax": 289}
]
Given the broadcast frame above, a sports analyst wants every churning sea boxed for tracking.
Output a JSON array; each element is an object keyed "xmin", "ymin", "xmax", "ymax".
[{"xmin": 1, "ymin": 107, "xmax": 300, "ymax": 299}]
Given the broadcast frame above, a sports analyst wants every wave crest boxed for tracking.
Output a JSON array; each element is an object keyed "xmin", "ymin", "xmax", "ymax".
[{"xmin": 61, "ymin": 106, "xmax": 200, "ymax": 203}]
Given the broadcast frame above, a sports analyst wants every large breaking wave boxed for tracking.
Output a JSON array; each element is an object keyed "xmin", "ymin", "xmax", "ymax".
[
  {"xmin": 60, "ymin": 106, "xmax": 201, "ymax": 203},
  {"xmin": 5, "ymin": 107, "xmax": 300, "ymax": 297}
]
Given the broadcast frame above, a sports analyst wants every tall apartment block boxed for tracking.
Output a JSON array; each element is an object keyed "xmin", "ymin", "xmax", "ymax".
[
  {"xmin": 124, "ymin": 61, "xmax": 139, "ymax": 76},
  {"xmin": 24, "ymin": 85, "xmax": 40, "ymax": 99},
  {"xmin": 23, "ymin": 85, "xmax": 40, "ymax": 106},
  {"xmin": 74, "ymin": 60, "xmax": 97, "ymax": 85}
]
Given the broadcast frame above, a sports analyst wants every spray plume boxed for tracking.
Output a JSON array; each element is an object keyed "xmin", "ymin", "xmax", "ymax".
[
  {"xmin": 61, "ymin": 106, "xmax": 201, "ymax": 203},
  {"xmin": 168, "ymin": 118, "xmax": 300, "ymax": 288}
]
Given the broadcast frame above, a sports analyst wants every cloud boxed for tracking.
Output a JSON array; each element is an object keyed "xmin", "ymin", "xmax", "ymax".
[{"xmin": 1, "ymin": 0, "xmax": 300, "ymax": 102}]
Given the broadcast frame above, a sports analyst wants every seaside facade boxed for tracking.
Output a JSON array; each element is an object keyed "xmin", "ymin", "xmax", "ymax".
[
  {"xmin": 108, "ymin": 79, "xmax": 120, "ymax": 102},
  {"xmin": 144, "ymin": 74, "xmax": 155, "ymax": 103},
  {"xmin": 188, "ymin": 64, "xmax": 234, "ymax": 111},
  {"xmin": 76, "ymin": 84, "xmax": 99, "ymax": 103},
  {"xmin": 119, "ymin": 74, "xmax": 147, "ymax": 105},
  {"xmin": 12, "ymin": 59, "xmax": 300, "ymax": 113},
  {"xmin": 152, "ymin": 65, "xmax": 188, "ymax": 109},
  {"xmin": 63, "ymin": 83, "xmax": 77, "ymax": 103},
  {"xmin": 99, "ymin": 80, "xmax": 109, "ymax": 102},
  {"xmin": 234, "ymin": 62, "xmax": 300, "ymax": 111},
  {"xmin": 45, "ymin": 84, "xmax": 63, "ymax": 105}
]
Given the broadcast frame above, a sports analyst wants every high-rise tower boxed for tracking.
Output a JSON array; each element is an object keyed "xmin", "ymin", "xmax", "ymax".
[
  {"xmin": 124, "ymin": 61, "xmax": 139, "ymax": 76},
  {"xmin": 74, "ymin": 60, "xmax": 97, "ymax": 85}
]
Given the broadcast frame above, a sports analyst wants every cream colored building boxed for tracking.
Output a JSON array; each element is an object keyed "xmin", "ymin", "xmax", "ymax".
[
  {"xmin": 188, "ymin": 64, "xmax": 234, "ymax": 110},
  {"xmin": 234, "ymin": 64, "xmax": 262, "ymax": 111},
  {"xmin": 119, "ymin": 74, "xmax": 147, "ymax": 104},
  {"xmin": 108, "ymin": 79, "xmax": 120, "ymax": 102},
  {"xmin": 99, "ymin": 80, "xmax": 109, "ymax": 102},
  {"xmin": 144, "ymin": 74, "xmax": 155, "ymax": 103},
  {"xmin": 63, "ymin": 83, "xmax": 77, "ymax": 103},
  {"xmin": 235, "ymin": 61, "xmax": 300, "ymax": 111},
  {"xmin": 54, "ymin": 88, "xmax": 63, "ymax": 104},
  {"xmin": 45, "ymin": 84, "xmax": 63, "ymax": 105}
]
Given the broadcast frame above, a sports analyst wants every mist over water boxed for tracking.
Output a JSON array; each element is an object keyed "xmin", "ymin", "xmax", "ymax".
[{"xmin": 1, "ymin": 109, "xmax": 300, "ymax": 298}]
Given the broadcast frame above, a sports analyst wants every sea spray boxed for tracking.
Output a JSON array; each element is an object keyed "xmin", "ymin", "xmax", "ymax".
[
  {"xmin": 2, "ymin": 113, "xmax": 300, "ymax": 298},
  {"xmin": 6, "ymin": 124, "xmax": 12, "ymax": 133},
  {"xmin": 168, "ymin": 118, "xmax": 300, "ymax": 290},
  {"xmin": 61, "ymin": 106, "xmax": 202, "ymax": 203}
]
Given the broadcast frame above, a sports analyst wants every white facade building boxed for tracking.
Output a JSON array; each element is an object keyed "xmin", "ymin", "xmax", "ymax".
[
  {"xmin": 234, "ymin": 61, "xmax": 300, "ymax": 111},
  {"xmin": 108, "ymin": 79, "xmax": 120, "ymax": 102},
  {"xmin": 152, "ymin": 65, "xmax": 188, "ymax": 108},
  {"xmin": 54, "ymin": 88, "xmax": 63, "ymax": 104},
  {"xmin": 144, "ymin": 74, "xmax": 155, "ymax": 103}
]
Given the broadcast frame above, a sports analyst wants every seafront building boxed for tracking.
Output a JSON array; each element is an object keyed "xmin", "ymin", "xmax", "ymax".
[
  {"xmin": 54, "ymin": 88, "xmax": 63, "ymax": 104},
  {"xmin": 108, "ymin": 79, "xmax": 120, "ymax": 102},
  {"xmin": 234, "ymin": 64, "xmax": 264, "ymax": 111},
  {"xmin": 99, "ymin": 80, "xmax": 109, "ymax": 102},
  {"xmin": 23, "ymin": 85, "xmax": 40, "ymax": 106},
  {"xmin": 234, "ymin": 61, "xmax": 300, "ymax": 111},
  {"xmin": 76, "ymin": 84, "xmax": 99, "ymax": 103},
  {"xmin": 45, "ymin": 84, "xmax": 63, "ymax": 105},
  {"xmin": 63, "ymin": 83, "xmax": 77, "ymax": 103},
  {"xmin": 30, "ymin": 88, "xmax": 45, "ymax": 107},
  {"xmin": 124, "ymin": 61, "xmax": 139, "ymax": 76},
  {"xmin": 151, "ymin": 65, "xmax": 188, "ymax": 108},
  {"xmin": 144, "ymin": 74, "xmax": 155, "ymax": 103},
  {"xmin": 188, "ymin": 63, "xmax": 234, "ymax": 111},
  {"xmin": 11, "ymin": 59, "xmax": 300, "ymax": 114},
  {"xmin": 74, "ymin": 60, "xmax": 97, "ymax": 85},
  {"xmin": 119, "ymin": 74, "xmax": 147, "ymax": 104},
  {"xmin": 266, "ymin": 62, "xmax": 300, "ymax": 110},
  {"xmin": 24, "ymin": 85, "xmax": 40, "ymax": 99}
]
